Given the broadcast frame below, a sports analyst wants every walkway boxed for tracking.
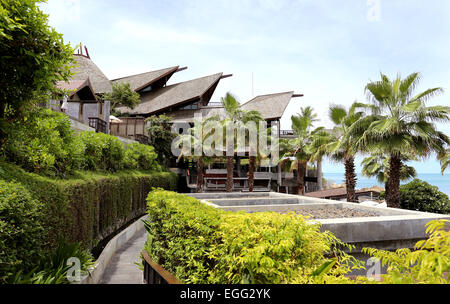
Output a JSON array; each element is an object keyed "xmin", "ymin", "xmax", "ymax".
[{"xmin": 100, "ymin": 228, "xmax": 147, "ymax": 284}]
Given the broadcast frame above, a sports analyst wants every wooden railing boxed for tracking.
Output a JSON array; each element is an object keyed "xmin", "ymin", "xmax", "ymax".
[
  {"xmin": 142, "ymin": 250, "xmax": 182, "ymax": 284},
  {"xmin": 135, "ymin": 134, "xmax": 149, "ymax": 145},
  {"xmin": 88, "ymin": 117, "xmax": 107, "ymax": 134}
]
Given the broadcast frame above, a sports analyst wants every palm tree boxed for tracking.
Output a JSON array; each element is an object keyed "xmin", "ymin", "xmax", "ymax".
[
  {"xmin": 281, "ymin": 107, "xmax": 325, "ymax": 195},
  {"xmin": 221, "ymin": 93, "xmax": 265, "ymax": 192},
  {"xmin": 322, "ymin": 102, "xmax": 368, "ymax": 202},
  {"xmin": 438, "ymin": 148, "xmax": 449, "ymax": 175},
  {"xmin": 176, "ymin": 115, "xmax": 219, "ymax": 193},
  {"xmin": 361, "ymin": 151, "xmax": 417, "ymax": 195},
  {"xmin": 350, "ymin": 72, "xmax": 450, "ymax": 208}
]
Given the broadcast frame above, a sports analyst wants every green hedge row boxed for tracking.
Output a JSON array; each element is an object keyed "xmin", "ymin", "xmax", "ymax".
[
  {"xmin": 0, "ymin": 161, "xmax": 177, "ymax": 249},
  {"xmin": 143, "ymin": 190, "xmax": 362, "ymax": 284}
]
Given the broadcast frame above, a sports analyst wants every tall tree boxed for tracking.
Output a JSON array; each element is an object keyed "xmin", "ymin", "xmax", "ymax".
[
  {"xmin": 322, "ymin": 102, "xmax": 368, "ymax": 202},
  {"xmin": 146, "ymin": 115, "xmax": 176, "ymax": 168},
  {"xmin": 281, "ymin": 107, "xmax": 325, "ymax": 195},
  {"xmin": 175, "ymin": 115, "xmax": 219, "ymax": 192},
  {"xmin": 103, "ymin": 82, "xmax": 140, "ymax": 114},
  {"xmin": 350, "ymin": 72, "xmax": 450, "ymax": 208},
  {"xmin": 0, "ymin": 0, "xmax": 74, "ymax": 147},
  {"xmin": 361, "ymin": 151, "xmax": 417, "ymax": 195},
  {"xmin": 221, "ymin": 93, "xmax": 264, "ymax": 192}
]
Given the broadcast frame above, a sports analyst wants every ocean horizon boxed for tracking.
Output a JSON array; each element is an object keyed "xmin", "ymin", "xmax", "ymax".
[{"xmin": 323, "ymin": 173, "xmax": 450, "ymax": 196}]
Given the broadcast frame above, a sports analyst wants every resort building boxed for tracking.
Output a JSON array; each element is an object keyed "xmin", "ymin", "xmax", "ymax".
[{"xmin": 50, "ymin": 46, "xmax": 322, "ymax": 194}]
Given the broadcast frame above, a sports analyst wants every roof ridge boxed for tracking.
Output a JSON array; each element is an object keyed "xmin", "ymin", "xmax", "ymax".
[
  {"xmin": 240, "ymin": 91, "xmax": 294, "ymax": 107},
  {"xmin": 163, "ymin": 72, "xmax": 223, "ymax": 89},
  {"xmin": 111, "ymin": 66, "xmax": 179, "ymax": 81}
]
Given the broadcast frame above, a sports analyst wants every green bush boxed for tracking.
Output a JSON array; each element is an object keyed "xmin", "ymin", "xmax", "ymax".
[
  {"xmin": 398, "ymin": 179, "xmax": 450, "ymax": 214},
  {"xmin": 362, "ymin": 219, "xmax": 450, "ymax": 284},
  {"xmin": 124, "ymin": 143, "xmax": 160, "ymax": 171},
  {"xmin": 78, "ymin": 131, "xmax": 125, "ymax": 172},
  {"xmin": 0, "ymin": 161, "xmax": 178, "ymax": 249},
  {"xmin": 143, "ymin": 190, "xmax": 362, "ymax": 284},
  {"xmin": 2, "ymin": 108, "xmax": 85, "ymax": 176},
  {"xmin": 0, "ymin": 180, "xmax": 46, "ymax": 283},
  {"xmin": 8, "ymin": 239, "xmax": 95, "ymax": 284}
]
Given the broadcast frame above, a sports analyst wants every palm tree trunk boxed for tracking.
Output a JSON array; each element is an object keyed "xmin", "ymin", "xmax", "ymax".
[
  {"xmin": 226, "ymin": 156, "xmax": 233, "ymax": 192},
  {"xmin": 196, "ymin": 157, "xmax": 204, "ymax": 193},
  {"xmin": 249, "ymin": 156, "xmax": 256, "ymax": 192},
  {"xmin": 297, "ymin": 161, "xmax": 306, "ymax": 195},
  {"xmin": 386, "ymin": 155, "xmax": 401, "ymax": 208},
  {"xmin": 344, "ymin": 155, "xmax": 357, "ymax": 202}
]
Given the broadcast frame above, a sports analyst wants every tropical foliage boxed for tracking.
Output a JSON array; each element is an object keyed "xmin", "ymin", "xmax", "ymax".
[
  {"xmin": 393, "ymin": 179, "xmax": 450, "ymax": 214},
  {"xmin": 349, "ymin": 72, "xmax": 450, "ymax": 207},
  {"xmin": 281, "ymin": 107, "xmax": 329, "ymax": 195},
  {"xmin": 221, "ymin": 93, "xmax": 266, "ymax": 192},
  {"xmin": 143, "ymin": 190, "xmax": 364, "ymax": 284},
  {"xmin": 146, "ymin": 115, "xmax": 177, "ymax": 168},
  {"xmin": 103, "ymin": 82, "xmax": 140, "ymax": 113},
  {"xmin": 0, "ymin": 0, "xmax": 74, "ymax": 148},
  {"xmin": 362, "ymin": 220, "xmax": 450, "ymax": 284}
]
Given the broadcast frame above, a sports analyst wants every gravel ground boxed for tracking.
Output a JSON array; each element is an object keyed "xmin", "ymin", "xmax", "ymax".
[{"xmin": 290, "ymin": 207, "xmax": 381, "ymax": 219}]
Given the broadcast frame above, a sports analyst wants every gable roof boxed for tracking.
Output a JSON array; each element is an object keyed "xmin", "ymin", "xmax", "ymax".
[
  {"xmin": 56, "ymin": 78, "xmax": 97, "ymax": 101},
  {"xmin": 240, "ymin": 92, "xmax": 295, "ymax": 120},
  {"xmin": 111, "ymin": 66, "xmax": 179, "ymax": 92},
  {"xmin": 70, "ymin": 55, "xmax": 112, "ymax": 94},
  {"xmin": 116, "ymin": 73, "xmax": 223, "ymax": 116}
]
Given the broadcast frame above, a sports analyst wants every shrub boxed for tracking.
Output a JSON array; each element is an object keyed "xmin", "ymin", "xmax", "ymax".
[
  {"xmin": 0, "ymin": 161, "xmax": 178, "ymax": 249},
  {"xmin": 398, "ymin": 179, "xmax": 450, "ymax": 214},
  {"xmin": 143, "ymin": 190, "xmax": 363, "ymax": 284},
  {"xmin": 8, "ymin": 239, "xmax": 95, "ymax": 284},
  {"xmin": 2, "ymin": 108, "xmax": 85, "ymax": 176},
  {"xmin": 0, "ymin": 180, "xmax": 46, "ymax": 283},
  {"xmin": 124, "ymin": 143, "xmax": 160, "ymax": 171},
  {"xmin": 362, "ymin": 219, "xmax": 450, "ymax": 284},
  {"xmin": 78, "ymin": 131, "xmax": 125, "ymax": 172}
]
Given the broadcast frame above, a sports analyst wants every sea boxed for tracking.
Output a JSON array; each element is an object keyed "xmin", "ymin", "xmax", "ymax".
[{"xmin": 323, "ymin": 173, "xmax": 450, "ymax": 196}]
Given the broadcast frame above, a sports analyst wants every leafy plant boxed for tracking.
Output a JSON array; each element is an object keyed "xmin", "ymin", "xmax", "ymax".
[
  {"xmin": 2, "ymin": 108, "xmax": 85, "ymax": 176},
  {"xmin": 396, "ymin": 179, "xmax": 449, "ymax": 214},
  {"xmin": 143, "ymin": 190, "xmax": 363, "ymax": 284},
  {"xmin": 146, "ymin": 115, "xmax": 176, "ymax": 168},
  {"xmin": 123, "ymin": 143, "xmax": 160, "ymax": 171},
  {"xmin": 0, "ymin": 0, "xmax": 74, "ymax": 148},
  {"xmin": 362, "ymin": 219, "xmax": 450, "ymax": 284},
  {"xmin": 0, "ymin": 180, "xmax": 46, "ymax": 283},
  {"xmin": 8, "ymin": 239, "xmax": 94, "ymax": 284},
  {"xmin": 103, "ymin": 82, "xmax": 140, "ymax": 111},
  {"xmin": 78, "ymin": 131, "xmax": 125, "ymax": 172}
]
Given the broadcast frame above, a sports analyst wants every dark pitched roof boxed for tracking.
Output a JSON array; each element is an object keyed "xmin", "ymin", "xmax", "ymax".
[
  {"xmin": 111, "ymin": 66, "xmax": 179, "ymax": 92},
  {"xmin": 56, "ymin": 78, "xmax": 97, "ymax": 100},
  {"xmin": 70, "ymin": 55, "xmax": 112, "ymax": 94},
  {"xmin": 240, "ymin": 92, "xmax": 295, "ymax": 120},
  {"xmin": 116, "ymin": 73, "xmax": 223, "ymax": 116}
]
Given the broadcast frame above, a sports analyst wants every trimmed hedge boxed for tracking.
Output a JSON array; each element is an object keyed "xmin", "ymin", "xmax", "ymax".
[
  {"xmin": 143, "ymin": 190, "xmax": 362, "ymax": 284},
  {"xmin": 0, "ymin": 161, "xmax": 177, "ymax": 249},
  {"xmin": 0, "ymin": 180, "xmax": 46, "ymax": 282}
]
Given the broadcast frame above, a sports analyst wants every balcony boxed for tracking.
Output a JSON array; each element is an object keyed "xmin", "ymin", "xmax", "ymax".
[{"xmin": 89, "ymin": 117, "xmax": 107, "ymax": 134}]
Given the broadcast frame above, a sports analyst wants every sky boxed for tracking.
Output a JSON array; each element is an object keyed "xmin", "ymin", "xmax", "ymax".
[{"xmin": 41, "ymin": 0, "xmax": 450, "ymax": 174}]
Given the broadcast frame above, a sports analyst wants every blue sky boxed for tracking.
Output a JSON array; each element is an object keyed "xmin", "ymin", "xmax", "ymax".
[{"xmin": 42, "ymin": 0, "xmax": 450, "ymax": 174}]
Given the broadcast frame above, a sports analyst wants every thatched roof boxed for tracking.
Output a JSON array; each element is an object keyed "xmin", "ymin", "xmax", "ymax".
[
  {"xmin": 117, "ymin": 73, "xmax": 223, "ymax": 116},
  {"xmin": 70, "ymin": 55, "xmax": 112, "ymax": 94},
  {"xmin": 240, "ymin": 92, "xmax": 295, "ymax": 120},
  {"xmin": 56, "ymin": 78, "xmax": 97, "ymax": 100},
  {"xmin": 111, "ymin": 66, "xmax": 179, "ymax": 92}
]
